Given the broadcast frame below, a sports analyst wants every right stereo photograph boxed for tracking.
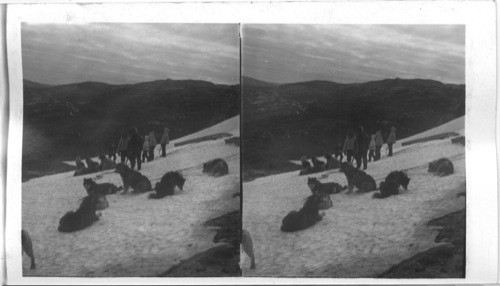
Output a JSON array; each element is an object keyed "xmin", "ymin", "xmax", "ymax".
[{"xmin": 241, "ymin": 24, "xmax": 465, "ymax": 278}]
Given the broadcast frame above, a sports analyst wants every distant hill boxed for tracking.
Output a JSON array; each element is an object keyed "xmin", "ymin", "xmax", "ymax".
[
  {"xmin": 242, "ymin": 77, "xmax": 465, "ymax": 180},
  {"xmin": 22, "ymin": 78, "xmax": 239, "ymax": 180},
  {"xmin": 241, "ymin": 76, "xmax": 278, "ymax": 88},
  {"xmin": 23, "ymin": 79, "xmax": 53, "ymax": 89}
]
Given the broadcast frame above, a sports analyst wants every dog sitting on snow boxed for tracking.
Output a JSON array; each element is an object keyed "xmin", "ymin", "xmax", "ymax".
[
  {"xmin": 280, "ymin": 193, "xmax": 324, "ymax": 232},
  {"xmin": 202, "ymin": 158, "xmax": 229, "ymax": 177},
  {"xmin": 339, "ymin": 162, "xmax": 377, "ymax": 193},
  {"xmin": 149, "ymin": 171, "xmax": 186, "ymax": 199},
  {"xmin": 114, "ymin": 163, "xmax": 152, "ymax": 193},
  {"xmin": 373, "ymin": 171, "xmax": 410, "ymax": 199}
]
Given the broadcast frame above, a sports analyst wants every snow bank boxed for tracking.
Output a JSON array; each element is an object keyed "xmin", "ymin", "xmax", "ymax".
[
  {"xmin": 397, "ymin": 116, "xmax": 464, "ymax": 147},
  {"xmin": 22, "ymin": 137, "xmax": 240, "ymax": 276},
  {"xmin": 172, "ymin": 115, "xmax": 239, "ymax": 144},
  {"xmin": 242, "ymin": 138, "xmax": 465, "ymax": 277}
]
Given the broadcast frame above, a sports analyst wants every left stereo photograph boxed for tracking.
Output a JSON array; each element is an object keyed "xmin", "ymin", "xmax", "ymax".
[{"xmin": 20, "ymin": 23, "xmax": 241, "ymax": 277}]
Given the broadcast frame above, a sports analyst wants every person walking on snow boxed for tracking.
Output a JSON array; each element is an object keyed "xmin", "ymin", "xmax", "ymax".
[
  {"xmin": 343, "ymin": 129, "xmax": 357, "ymax": 164},
  {"xmin": 148, "ymin": 131, "xmax": 157, "ymax": 161},
  {"xmin": 116, "ymin": 133, "xmax": 129, "ymax": 164},
  {"xmin": 142, "ymin": 135, "xmax": 150, "ymax": 163},
  {"xmin": 355, "ymin": 126, "xmax": 369, "ymax": 170},
  {"xmin": 128, "ymin": 127, "xmax": 144, "ymax": 170},
  {"xmin": 387, "ymin": 126, "xmax": 397, "ymax": 157},
  {"xmin": 374, "ymin": 130, "xmax": 384, "ymax": 161},
  {"xmin": 160, "ymin": 127, "xmax": 170, "ymax": 157},
  {"xmin": 368, "ymin": 134, "xmax": 376, "ymax": 162}
]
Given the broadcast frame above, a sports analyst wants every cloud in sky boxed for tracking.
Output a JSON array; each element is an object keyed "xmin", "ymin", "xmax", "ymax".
[
  {"xmin": 242, "ymin": 25, "xmax": 465, "ymax": 84},
  {"xmin": 22, "ymin": 23, "xmax": 240, "ymax": 85}
]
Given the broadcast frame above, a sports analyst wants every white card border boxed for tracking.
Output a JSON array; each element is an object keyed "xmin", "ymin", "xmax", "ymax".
[{"xmin": 4, "ymin": 1, "xmax": 498, "ymax": 284}]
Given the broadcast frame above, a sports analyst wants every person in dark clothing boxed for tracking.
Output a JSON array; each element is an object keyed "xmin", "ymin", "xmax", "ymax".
[
  {"xmin": 354, "ymin": 126, "xmax": 369, "ymax": 170},
  {"xmin": 148, "ymin": 131, "xmax": 157, "ymax": 162},
  {"xmin": 387, "ymin": 126, "xmax": 397, "ymax": 157},
  {"xmin": 160, "ymin": 127, "xmax": 170, "ymax": 157},
  {"xmin": 116, "ymin": 133, "xmax": 129, "ymax": 164},
  {"xmin": 374, "ymin": 130, "xmax": 384, "ymax": 161},
  {"xmin": 343, "ymin": 129, "xmax": 356, "ymax": 164},
  {"xmin": 127, "ymin": 127, "xmax": 144, "ymax": 170}
]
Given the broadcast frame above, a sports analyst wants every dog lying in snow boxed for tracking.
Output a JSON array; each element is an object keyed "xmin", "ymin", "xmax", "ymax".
[
  {"xmin": 373, "ymin": 171, "xmax": 410, "ymax": 199},
  {"xmin": 324, "ymin": 153, "xmax": 341, "ymax": 169},
  {"xmin": 340, "ymin": 162, "xmax": 377, "ymax": 193},
  {"xmin": 85, "ymin": 157, "xmax": 100, "ymax": 171},
  {"xmin": 242, "ymin": 229, "xmax": 256, "ymax": 269},
  {"xmin": 98, "ymin": 154, "xmax": 116, "ymax": 170},
  {"xmin": 202, "ymin": 158, "xmax": 229, "ymax": 177},
  {"xmin": 58, "ymin": 194, "xmax": 101, "ymax": 232},
  {"xmin": 149, "ymin": 171, "xmax": 186, "ymax": 199},
  {"xmin": 307, "ymin": 177, "xmax": 347, "ymax": 195},
  {"xmin": 114, "ymin": 163, "xmax": 152, "ymax": 193},
  {"xmin": 281, "ymin": 194, "xmax": 324, "ymax": 232},
  {"xmin": 22, "ymin": 229, "xmax": 35, "ymax": 269},
  {"xmin": 428, "ymin": 158, "xmax": 454, "ymax": 177},
  {"xmin": 83, "ymin": 178, "xmax": 122, "ymax": 195},
  {"xmin": 300, "ymin": 156, "xmax": 311, "ymax": 169},
  {"xmin": 311, "ymin": 156, "xmax": 325, "ymax": 168}
]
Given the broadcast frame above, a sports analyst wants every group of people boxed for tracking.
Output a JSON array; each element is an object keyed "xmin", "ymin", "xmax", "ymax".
[
  {"xmin": 113, "ymin": 126, "xmax": 170, "ymax": 171},
  {"xmin": 339, "ymin": 126, "xmax": 397, "ymax": 170}
]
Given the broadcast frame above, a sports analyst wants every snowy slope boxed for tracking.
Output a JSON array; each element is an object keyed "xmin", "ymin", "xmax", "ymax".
[
  {"xmin": 172, "ymin": 115, "xmax": 239, "ymax": 144},
  {"xmin": 242, "ymin": 131, "xmax": 465, "ymax": 277},
  {"xmin": 22, "ymin": 124, "xmax": 240, "ymax": 276},
  {"xmin": 397, "ymin": 116, "xmax": 464, "ymax": 147}
]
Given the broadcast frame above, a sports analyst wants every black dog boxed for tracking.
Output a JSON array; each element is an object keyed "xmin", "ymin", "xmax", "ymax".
[
  {"xmin": 58, "ymin": 195, "xmax": 100, "ymax": 232},
  {"xmin": 373, "ymin": 171, "xmax": 410, "ymax": 199},
  {"xmin": 281, "ymin": 194, "xmax": 324, "ymax": 232},
  {"xmin": 149, "ymin": 171, "xmax": 186, "ymax": 199}
]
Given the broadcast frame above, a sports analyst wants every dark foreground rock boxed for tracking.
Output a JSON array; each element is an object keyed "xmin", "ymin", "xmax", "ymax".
[
  {"xmin": 378, "ymin": 209, "xmax": 465, "ymax": 278},
  {"xmin": 160, "ymin": 211, "xmax": 241, "ymax": 277}
]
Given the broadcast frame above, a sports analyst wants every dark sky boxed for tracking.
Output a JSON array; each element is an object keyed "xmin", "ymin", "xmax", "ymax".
[
  {"xmin": 22, "ymin": 23, "xmax": 240, "ymax": 85},
  {"xmin": 243, "ymin": 25, "xmax": 465, "ymax": 84}
]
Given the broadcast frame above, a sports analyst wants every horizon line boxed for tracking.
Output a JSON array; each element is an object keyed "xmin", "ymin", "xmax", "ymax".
[{"xmin": 242, "ymin": 75, "xmax": 465, "ymax": 86}]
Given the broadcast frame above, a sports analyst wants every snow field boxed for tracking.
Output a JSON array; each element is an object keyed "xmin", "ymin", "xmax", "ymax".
[
  {"xmin": 242, "ymin": 138, "xmax": 465, "ymax": 277},
  {"xmin": 22, "ymin": 138, "xmax": 240, "ymax": 276}
]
